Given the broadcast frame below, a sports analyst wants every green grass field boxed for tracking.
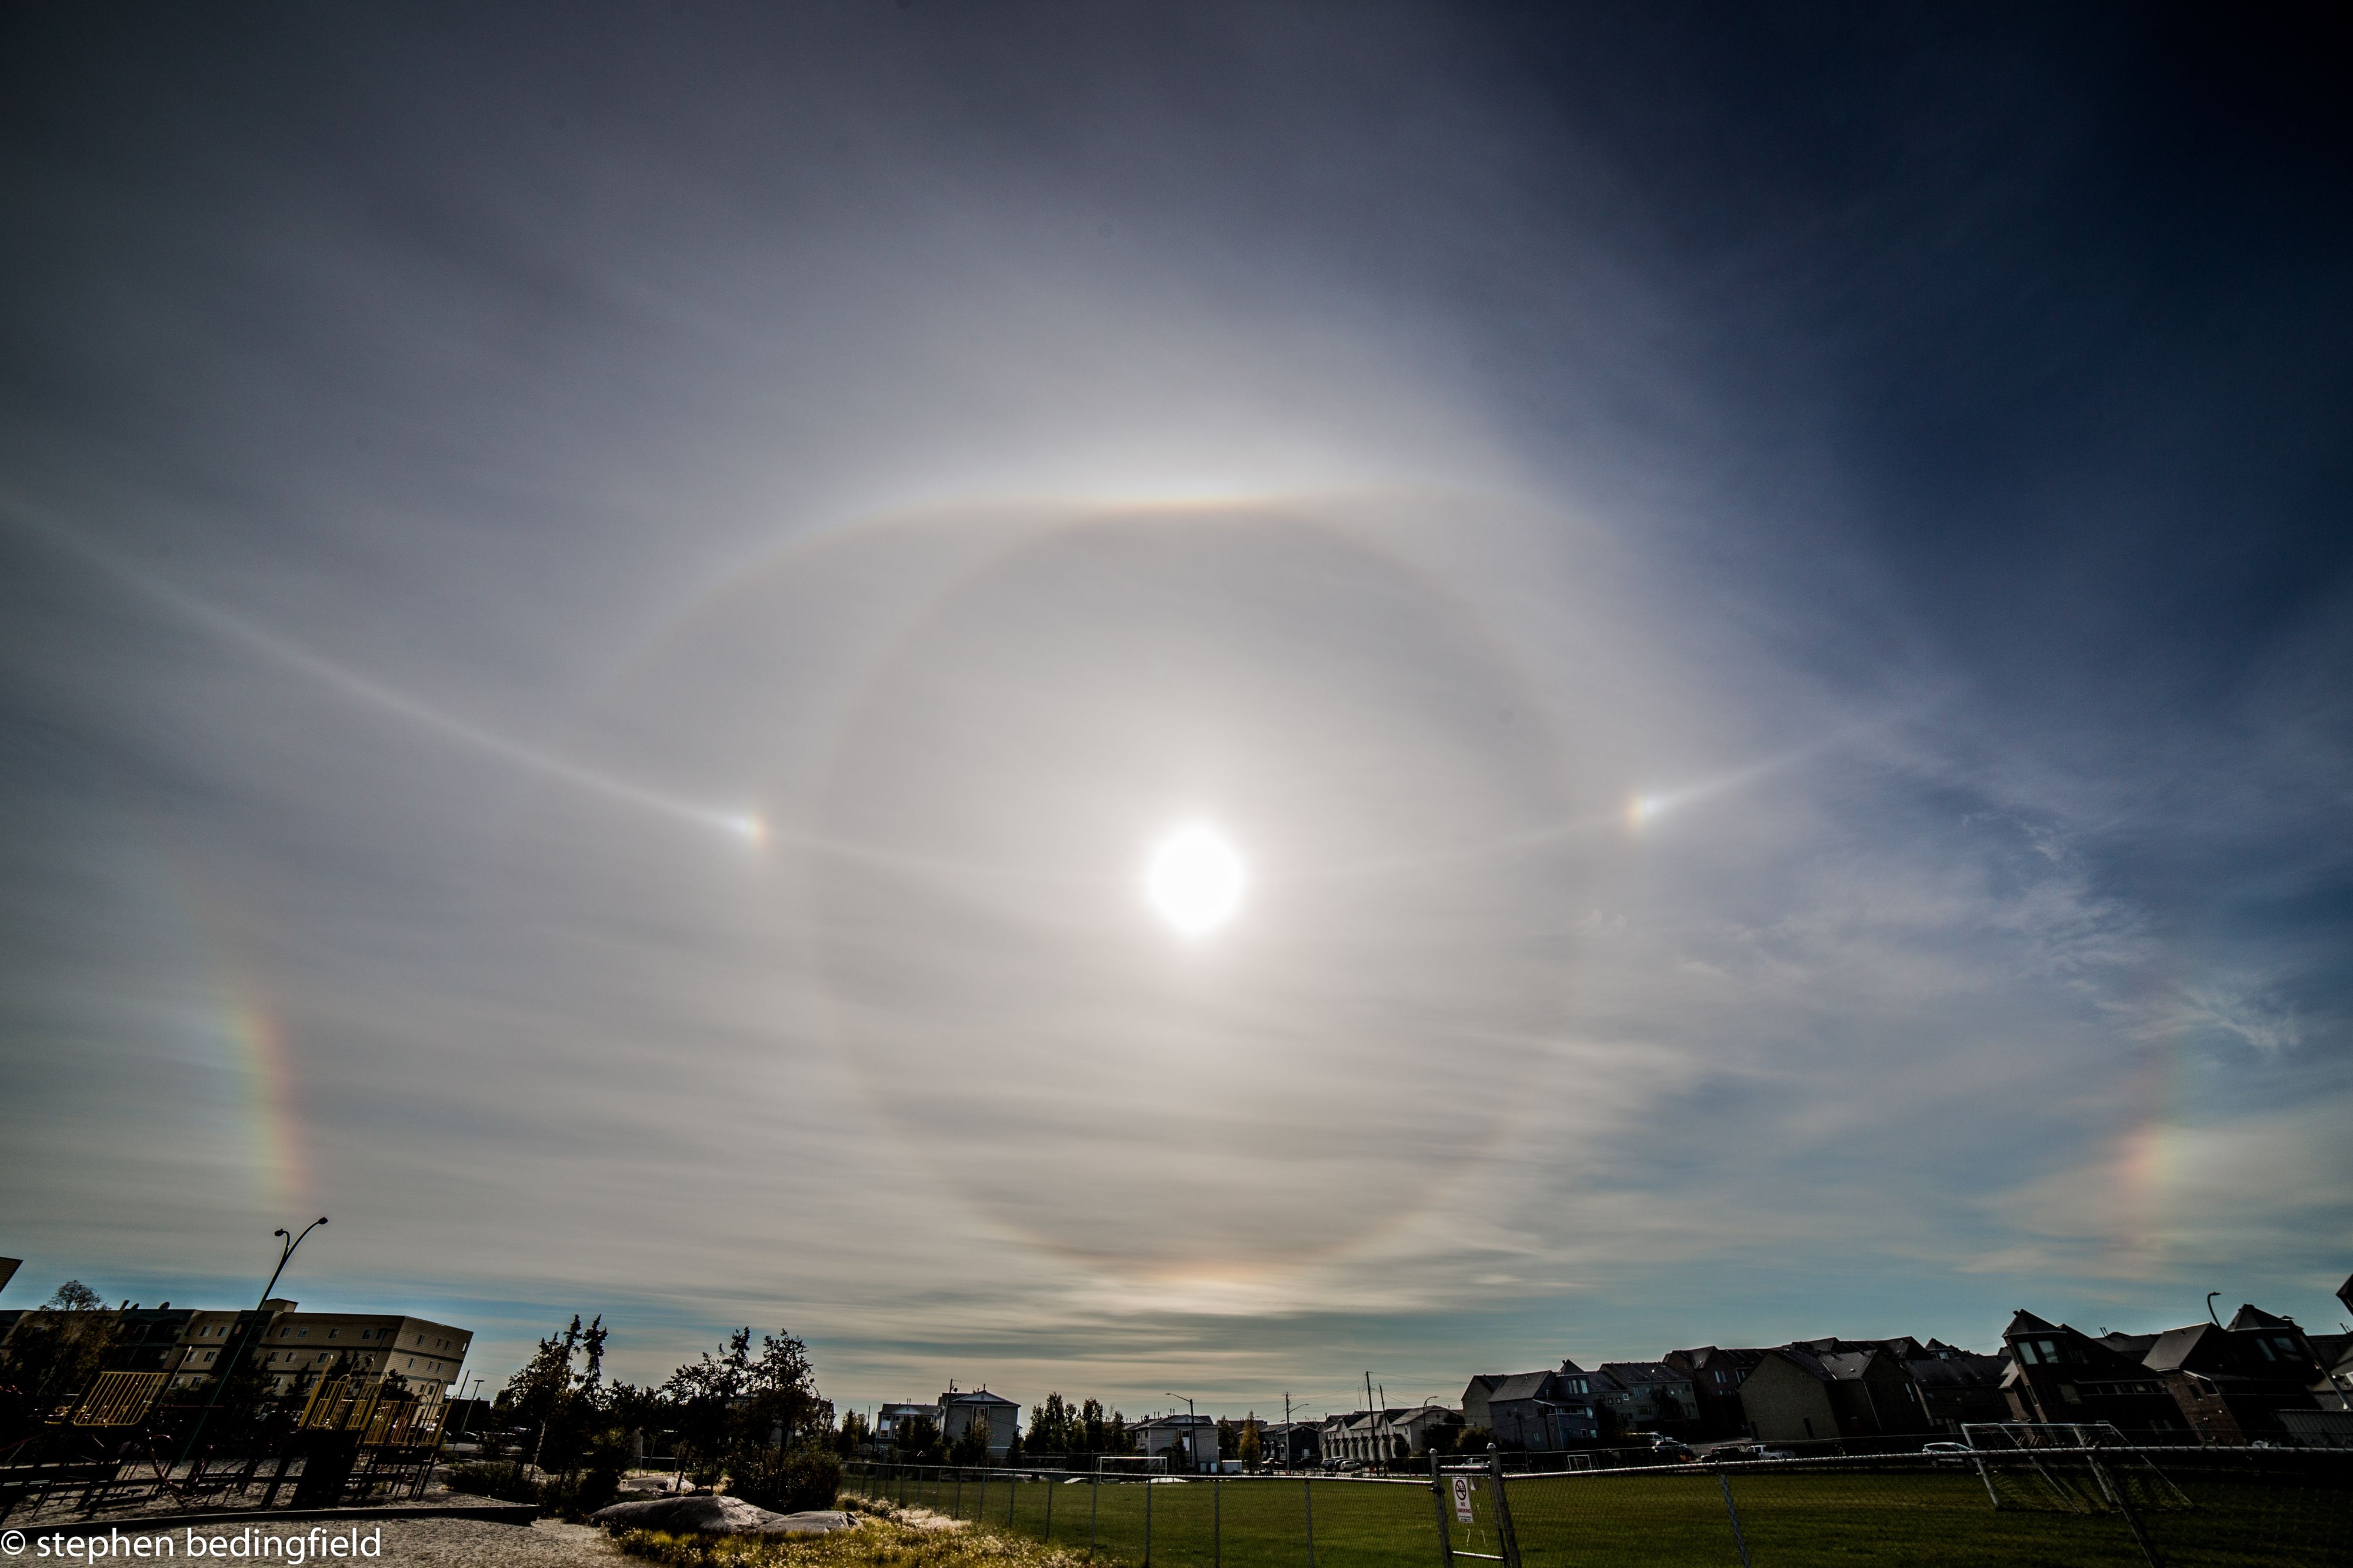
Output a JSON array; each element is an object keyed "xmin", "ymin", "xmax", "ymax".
[{"xmin": 845, "ymin": 1464, "xmax": 2352, "ymax": 1568}]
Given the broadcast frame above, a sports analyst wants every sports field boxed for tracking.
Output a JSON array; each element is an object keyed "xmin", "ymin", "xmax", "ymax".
[{"xmin": 845, "ymin": 1460, "xmax": 2352, "ymax": 1568}]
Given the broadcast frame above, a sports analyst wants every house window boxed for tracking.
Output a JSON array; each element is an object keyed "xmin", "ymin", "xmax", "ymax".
[{"xmin": 328, "ymin": 1329, "xmax": 339, "ymax": 1340}]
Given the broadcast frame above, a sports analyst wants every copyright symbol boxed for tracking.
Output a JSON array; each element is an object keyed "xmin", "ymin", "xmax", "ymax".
[{"xmin": 2, "ymin": 1527, "xmax": 26, "ymax": 1554}]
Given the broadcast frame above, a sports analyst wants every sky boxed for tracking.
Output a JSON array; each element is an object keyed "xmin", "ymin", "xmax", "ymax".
[{"xmin": 2, "ymin": 3, "xmax": 2349, "ymax": 1425}]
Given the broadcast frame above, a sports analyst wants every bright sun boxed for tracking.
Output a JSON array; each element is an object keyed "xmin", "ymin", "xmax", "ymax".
[{"xmin": 1144, "ymin": 823, "xmax": 1247, "ymax": 937}]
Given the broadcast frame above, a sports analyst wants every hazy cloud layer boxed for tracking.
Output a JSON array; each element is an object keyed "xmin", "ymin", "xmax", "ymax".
[{"xmin": 2, "ymin": 5, "xmax": 2347, "ymax": 1414}]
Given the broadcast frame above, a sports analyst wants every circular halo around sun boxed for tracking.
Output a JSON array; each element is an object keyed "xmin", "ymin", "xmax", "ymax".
[
  {"xmin": 1144, "ymin": 823, "xmax": 1247, "ymax": 936},
  {"xmin": 558, "ymin": 499, "xmax": 1582, "ymax": 1277}
]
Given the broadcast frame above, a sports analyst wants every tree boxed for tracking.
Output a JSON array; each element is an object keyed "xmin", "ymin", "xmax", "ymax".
[
  {"xmin": 1237, "ymin": 1422, "xmax": 1262, "ymax": 1467},
  {"xmin": 948, "ymin": 1413, "xmax": 994, "ymax": 1466},
  {"xmin": 1029, "ymin": 1393, "xmax": 1074, "ymax": 1454},
  {"xmin": 1078, "ymin": 1398, "xmax": 1110, "ymax": 1453},
  {"xmin": 661, "ymin": 1326, "xmax": 751, "ymax": 1467},
  {"xmin": 0, "ymin": 1282, "xmax": 120, "ymax": 1441},
  {"xmin": 508, "ymin": 1316, "xmax": 584, "ymax": 1470},
  {"xmin": 892, "ymin": 1413, "xmax": 941, "ymax": 1462}
]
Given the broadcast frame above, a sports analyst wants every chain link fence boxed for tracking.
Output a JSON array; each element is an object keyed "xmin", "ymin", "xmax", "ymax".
[{"xmin": 845, "ymin": 1449, "xmax": 2352, "ymax": 1567}]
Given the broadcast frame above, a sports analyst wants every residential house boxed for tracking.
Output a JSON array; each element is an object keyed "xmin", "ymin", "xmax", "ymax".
[
  {"xmin": 1734, "ymin": 1345, "xmax": 1925, "ymax": 1443},
  {"xmin": 1734, "ymin": 1350, "xmax": 1841, "ymax": 1444},
  {"xmin": 1478, "ymin": 1370, "xmax": 1600, "ymax": 1450},
  {"xmin": 939, "ymin": 1389, "xmax": 1021, "ymax": 1456},
  {"xmin": 1132, "ymin": 1412, "xmax": 1216, "ymax": 1470},
  {"xmin": 1459, "ymin": 1375, "xmax": 1507, "ymax": 1433},
  {"xmin": 1664, "ymin": 1347, "xmax": 1768, "ymax": 1440},
  {"xmin": 2135, "ymin": 1306, "xmax": 2326, "ymax": 1446},
  {"xmin": 1388, "ymin": 1403, "xmax": 1465, "ymax": 1456},
  {"xmin": 1999, "ymin": 1311, "xmax": 2191, "ymax": 1438},
  {"xmin": 2309, "ymin": 1330, "xmax": 2353, "ymax": 1413},
  {"xmin": 1595, "ymin": 1363, "xmax": 1698, "ymax": 1432},
  {"xmin": 875, "ymin": 1403, "xmax": 937, "ymax": 1447},
  {"xmin": 1255, "ymin": 1420, "xmax": 1321, "ymax": 1469},
  {"xmin": 1894, "ymin": 1340, "xmax": 2012, "ymax": 1433},
  {"xmin": 1791, "ymin": 1339, "xmax": 1938, "ymax": 1436}
]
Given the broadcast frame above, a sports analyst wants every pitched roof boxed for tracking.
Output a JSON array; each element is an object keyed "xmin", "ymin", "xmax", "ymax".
[
  {"xmin": 1488, "ymin": 1371, "xmax": 1559, "ymax": 1403},
  {"xmin": 1815, "ymin": 1351, "xmax": 1881, "ymax": 1382},
  {"xmin": 941, "ymin": 1389, "xmax": 1019, "ymax": 1407},
  {"xmin": 1759, "ymin": 1346, "xmax": 1831, "ymax": 1381},
  {"xmin": 1598, "ymin": 1362, "xmax": 1688, "ymax": 1387},
  {"xmin": 2142, "ymin": 1325, "xmax": 2217, "ymax": 1373},
  {"xmin": 2227, "ymin": 1303, "xmax": 2295, "ymax": 1332},
  {"xmin": 1905, "ymin": 1353, "xmax": 2005, "ymax": 1389},
  {"xmin": 2005, "ymin": 1310, "xmax": 2061, "ymax": 1337}
]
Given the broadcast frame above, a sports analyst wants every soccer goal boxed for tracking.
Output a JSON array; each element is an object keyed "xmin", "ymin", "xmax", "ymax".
[
  {"xmin": 1092, "ymin": 1453, "xmax": 1166, "ymax": 1479},
  {"xmin": 1958, "ymin": 1423, "xmax": 2192, "ymax": 1514}
]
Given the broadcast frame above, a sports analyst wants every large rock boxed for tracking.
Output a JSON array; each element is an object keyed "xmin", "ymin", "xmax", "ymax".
[{"xmin": 591, "ymin": 1494, "xmax": 857, "ymax": 1536}]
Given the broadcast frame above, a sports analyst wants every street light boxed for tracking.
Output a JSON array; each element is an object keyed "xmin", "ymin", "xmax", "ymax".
[
  {"xmin": 177, "ymin": 1218, "xmax": 329, "ymax": 1472},
  {"xmin": 1164, "ymin": 1393, "xmax": 1197, "ymax": 1473},
  {"xmin": 454, "ymin": 1376, "xmax": 486, "ymax": 1437}
]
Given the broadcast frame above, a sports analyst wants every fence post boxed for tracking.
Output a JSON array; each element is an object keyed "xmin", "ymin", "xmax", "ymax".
[
  {"xmin": 1487, "ymin": 1450, "xmax": 1522, "ymax": 1568},
  {"xmin": 1305, "ymin": 1476, "xmax": 1318, "ymax": 1568},
  {"xmin": 1714, "ymin": 1468, "xmax": 1754, "ymax": 1568},
  {"xmin": 1145, "ymin": 1469, "xmax": 1154, "ymax": 1566},
  {"xmin": 1429, "ymin": 1452, "xmax": 1455, "ymax": 1568},
  {"xmin": 1215, "ymin": 1473, "xmax": 1222, "ymax": 1568},
  {"xmin": 1091, "ymin": 1467, "xmax": 1099, "ymax": 1553},
  {"xmin": 1046, "ymin": 1470, "xmax": 1054, "ymax": 1541}
]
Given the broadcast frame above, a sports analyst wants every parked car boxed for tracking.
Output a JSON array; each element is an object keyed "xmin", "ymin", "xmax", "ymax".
[
  {"xmin": 1922, "ymin": 1442, "xmax": 1973, "ymax": 1464},
  {"xmin": 1649, "ymin": 1437, "xmax": 1695, "ymax": 1461}
]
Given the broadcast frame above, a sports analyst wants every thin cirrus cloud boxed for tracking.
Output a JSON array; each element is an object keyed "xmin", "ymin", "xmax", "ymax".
[{"xmin": 0, "ymin": 4, "xmax": 2345, "ymax": 1407}]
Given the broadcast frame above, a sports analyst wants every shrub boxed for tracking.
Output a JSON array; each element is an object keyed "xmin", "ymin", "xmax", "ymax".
[
  {"xmin": 729, "ymin": 1447, "xmax": 842, "ymax": 1514},
  {"xmin": 444, "ymin": 1460, "xmax": 539, "ymax": 1503},
  {"xmin": 541, "ymin": 1459, "xmax": 624, "ymax": 1519}
]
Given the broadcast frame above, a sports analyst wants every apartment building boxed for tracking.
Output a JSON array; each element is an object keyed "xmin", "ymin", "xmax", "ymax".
[{"xmin": 168, "ymin": 1301, "xmax": 472, "ymax": 1400}]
